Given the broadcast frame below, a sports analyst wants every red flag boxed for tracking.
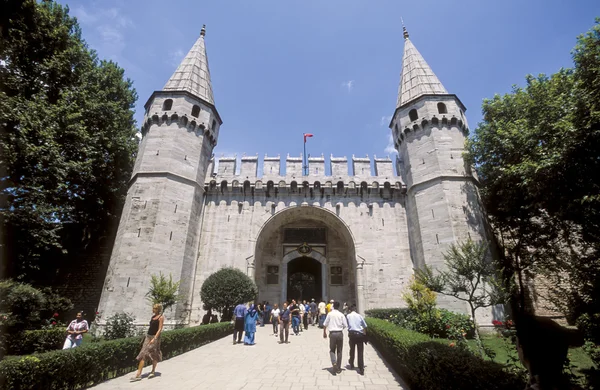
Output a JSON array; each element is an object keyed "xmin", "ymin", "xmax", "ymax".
[{"xmin": 303, "ymin": 133, "xmax": 314, "ymax": 143}]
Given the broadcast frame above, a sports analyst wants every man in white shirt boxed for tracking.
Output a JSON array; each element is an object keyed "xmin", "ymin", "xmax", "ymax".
[
  {"xmin": 323, "ymin": 301, "xmax": 348, "ymax": 374},
  {"xmin": 317, "ymin": 300, "xmax": 327, "ymax": 328},
  {"xmin": 346, "ymin": 303, "xmax": 367, "ymax": 375},
  {"xmin": 270, "ymin": 303, "xmax": 280, "ymax": 336},
  {"xmin": 298, "ymin": 300, "xmax": 305, "ymax": 333}
]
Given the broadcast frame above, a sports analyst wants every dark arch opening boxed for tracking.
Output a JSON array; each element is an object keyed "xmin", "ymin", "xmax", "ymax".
[
  {"xmin": 409, "ymin": 109, "xmax": 419, "ymax": 122},
  {"xmin": 162, "ymin": 99, "xmax": 173, "ymax": 111},
  {"xmin": 191, "ymin": 105, "xmax": 200, "ymax": 118},
  {"xmin": 287, "ymin": 257, "xmax": 322, "ymax": 302},
  {"xmin": 437, "ymin": 102, "xmax": 448, "ymax": 114},
  {"xmin": 290, "ymin": 181, "xmax": 298, "ymax": 192}
]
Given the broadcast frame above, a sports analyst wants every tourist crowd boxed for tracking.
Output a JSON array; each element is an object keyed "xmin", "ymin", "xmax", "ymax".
[{"xmin": 232, "ymin": 298, "xmax": 367, "ymax": 375}]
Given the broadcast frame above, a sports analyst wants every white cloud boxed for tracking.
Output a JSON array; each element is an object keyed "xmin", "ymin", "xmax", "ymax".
[
  {"xmin": 169, "ymin": 49, "xmax": 185, "ymax": 68},
  {"xmin": 384, "ymin": 133, "xmax": 398, "ymax": 155},
  {"xmin": 71, "ymin": 5, "xmax": 134, "ymax": 63},
  {"xmin": 71, "ymin": 6, "xmax": 96, "ymax": 24},
  {"xmin": 341, "ymin": 80, "xmax": 354, "ymax": 92},
  {"xmin": 380, "ymin": 115, "xmax": 392, "ymax": 127}
]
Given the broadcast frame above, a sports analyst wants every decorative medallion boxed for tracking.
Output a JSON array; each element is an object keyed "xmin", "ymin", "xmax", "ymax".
[{"xmin": 298, "ymin": 242, "xmax": 312, "ymax": 255}]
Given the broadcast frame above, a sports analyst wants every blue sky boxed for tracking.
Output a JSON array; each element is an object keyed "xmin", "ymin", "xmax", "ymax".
[{"xmin": 63, "ymin": 0, "xmax": 598, "ymax": 174}]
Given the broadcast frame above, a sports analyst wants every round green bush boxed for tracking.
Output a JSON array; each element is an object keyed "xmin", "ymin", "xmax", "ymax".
[{"xmin": 200, "ymin": 267, "xmax": 257, "ymax": 320}]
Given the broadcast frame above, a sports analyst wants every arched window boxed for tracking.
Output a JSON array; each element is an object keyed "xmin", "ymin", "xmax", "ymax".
[
  {"xmin": 191, "ymin": 105, "xmax": 200, "ymax": 118},
  {"xmin": 437, "ymin": 102, "xmax": 448, "ymax": 114},
  {"xmin": 162, "ymin": 99, "xmax": 173, "ymax": 111},
  {"xmin": 290, "ymin": 181, "xmax": 298, "ymax": 192},
  {"xmin": 212, "ymin": 119, "xmax": 217, "ymax": 130},
  {"xmin": 409, "ymin": 109, "xmax": 418, "ymax": 122},
  {"xmin": 337, "ymin": 181, "xmax": 344, "ymax": 192}
]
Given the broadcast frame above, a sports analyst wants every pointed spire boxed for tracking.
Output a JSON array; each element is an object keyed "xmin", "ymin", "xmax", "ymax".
[
  {"xmin": 163, "ymin": 24, "xmax": 215, "ymax": 105},
  {"xmin": 396, "ymin": 26, "xmax": 447, "ymax": 108}
]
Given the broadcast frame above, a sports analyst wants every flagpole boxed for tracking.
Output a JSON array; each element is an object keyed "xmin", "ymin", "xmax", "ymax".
[{"xmin": 303, "ymin": 136, "xmax": 307, "ymax": 176}]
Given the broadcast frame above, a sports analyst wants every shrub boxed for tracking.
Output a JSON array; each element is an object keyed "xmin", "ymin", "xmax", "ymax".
[
  {"xmin": 146, "ymin": 273, "xmax": 182, "ymax": 312},
  {"xmin": 5, "ymin": 328, "xmax": 66, "ymax": 355},
  {"xmin": 0, "ymin": 322, "xmax": 232, "ymax": 389},
  {"xmin": 0, "ymin": 280, "xmax": 73, "ymax": 330},
  {"xmin": 200, "ymin": 267, "xmax": 257, "ymax": 320},
  {"xmin": 366, "ymin": 318, "xmax": 525, "ymax": 390},
  {"xmin": 103, "ymin": 313, "xmax": 136, "ymax": 340},
  {"xmin": 365, "ymin": 307, "xmax": 475, "ymax": 339}
]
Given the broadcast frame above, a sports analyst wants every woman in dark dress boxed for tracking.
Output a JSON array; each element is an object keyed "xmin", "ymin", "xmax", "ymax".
[{"xmin": 131, "ymin": 304, "xmax": 164, "ymax": 381}]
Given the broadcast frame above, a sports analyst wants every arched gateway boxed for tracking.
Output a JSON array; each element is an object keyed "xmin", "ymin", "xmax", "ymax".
[{"xmin": 252, "ymin": 206, "xmax": 361, "ymax": 310}]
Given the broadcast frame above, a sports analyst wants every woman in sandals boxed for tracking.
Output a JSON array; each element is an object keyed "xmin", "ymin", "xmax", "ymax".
[{"xmin": 131, "ymin": 303, "xmax": 164, "ymax": 381}]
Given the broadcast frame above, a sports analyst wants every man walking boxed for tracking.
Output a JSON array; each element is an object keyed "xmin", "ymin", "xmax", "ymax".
[
  {"xmin": 323, "ymin": 301, "xmax": 348, "ymax": 375},
  {"xmin": 270, "ymin": 303, "xmax": 280, "ymax": 336},
  {"xmin": 347, "ymin": 304, "xmax": 367, "ymax": 375},
  {"xmin": 299, "ymin": 299, "xmax": 306, "ymax": 332},
  {"xmin": 279, "ymin": 302, "xmax": 291, "ymax": 344},
  {"xmin": 318, "ymin": 299, "xmax": 327, "ymax": 328},
  {"xmin": 232, "ymin": 302, "xmax": 248, "ymax": 344},
  {"xmin": 310, "ymin": 299, "xmax": 317, "ymax": 326},
  {"xmin": 290, "ymin": 299, "xmax": 301, "ymax": 335}
]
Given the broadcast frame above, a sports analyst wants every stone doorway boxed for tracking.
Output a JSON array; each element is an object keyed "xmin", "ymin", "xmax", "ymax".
[{"xmin": 286, "ymin": 257, "xmax": 322, "ymax": 302}]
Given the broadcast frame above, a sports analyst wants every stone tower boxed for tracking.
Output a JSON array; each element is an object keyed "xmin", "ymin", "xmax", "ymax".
[
  {"xmin": 390, "ymin": 26, "xmax": 487, "ymax": 314},
  {"xmin": 97, "ymin": 25, "xmax": 222, "ymax": 327}
]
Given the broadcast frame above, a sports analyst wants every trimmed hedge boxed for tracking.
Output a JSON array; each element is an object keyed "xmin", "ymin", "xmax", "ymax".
[
  {"xmin": 365, "ymin": 307, "xmax": 475, "ymax": 339},
  {"xmin": 0, "ymin": 322, "xmax": 232, "ymax": 390},
  {"xmin": 366, "ymin": 318, "xmax": 526, "ymax": 390},
  {"xmin": 6, "ymin": 328, "xmax": 66, "ymax": 355}
]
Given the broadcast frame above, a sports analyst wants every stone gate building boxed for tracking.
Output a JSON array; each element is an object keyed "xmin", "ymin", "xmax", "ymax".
[{"xmin": 96, "ymin": 25, "xmax": 491, "ymax": 327}]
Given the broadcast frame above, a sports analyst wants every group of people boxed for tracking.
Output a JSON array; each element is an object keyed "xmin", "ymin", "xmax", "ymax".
[
  {"xmin": 63, "ymin": 298, "xmax": 366, "ymax": 383},
  {"xmin": 232, "ymin": 298, "xmax": 368, "ymax": 375},
  {"xmin": 59, "ymin": 306, "xmax": 164, "ymax": 382}
]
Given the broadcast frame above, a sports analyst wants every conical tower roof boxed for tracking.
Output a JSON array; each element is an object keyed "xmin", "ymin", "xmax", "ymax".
[
  {"xmin": 396, "ymin": 27, "xmax": 447, "ymax": 108},
  {"xmin": 163, "ymin": 25, "xmax": 215, "ymax": 105}
]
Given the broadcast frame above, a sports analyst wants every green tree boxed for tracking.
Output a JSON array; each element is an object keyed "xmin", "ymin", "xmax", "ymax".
[
  {"xmin": 146, "ymin": 273, "xmax": 182, "ymax": 313},
  {"xmin": 0, "ymin": 0, "xmax": 138, "ymax": 281},
  {"xmin": 417, "ymin": 239, "xmax": 503, "ymax": 355},
  {"xmin": 200, "ymin": 268, "xmax": 257, "ymax": 321},
  {"xmin": 465, "ymin": 19, "xmax": 600, "ymax": 345}
]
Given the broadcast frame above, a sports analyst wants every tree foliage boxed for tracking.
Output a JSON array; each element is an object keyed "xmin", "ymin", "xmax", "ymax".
[
  {"xmin": 0, "ymin": 279, "xmax": 73, "ymax": 331},
  {"xmin": 200, "ymin": 268, "xmax": 257, "ymax": 320},
  {"xmin": 0, "ymin": 0, "xmax": 138, "ymax": 281},
  {"xmin": 417, "ymin": 239, "xmax": 503, "ymax": 355},
  {"xmin": 145, "ymin": 273, "xmax": 182, "ymax": 313},
  {"xmin": 465, "ymin": 19, "xmax": 600, "ymax": 343}
]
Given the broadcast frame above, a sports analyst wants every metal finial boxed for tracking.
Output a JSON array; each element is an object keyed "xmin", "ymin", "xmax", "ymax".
[
  {"xmin": 200, "ymin": 24, "xmax": 206, "ymax": 37},
  {"xmin": 401, "ymin": 18, "xmax": 409, "ymax": 39}
]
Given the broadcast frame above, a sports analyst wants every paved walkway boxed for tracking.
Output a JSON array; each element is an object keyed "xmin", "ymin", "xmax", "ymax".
[{"xmin": 92, "ymin": 324, "xmax": 408, "ymax": 390}]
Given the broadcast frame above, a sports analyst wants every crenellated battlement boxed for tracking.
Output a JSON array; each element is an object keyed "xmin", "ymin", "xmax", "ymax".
[{"xmin": 205, "ymin": 153, "xmax": 406, "ymax": 195}]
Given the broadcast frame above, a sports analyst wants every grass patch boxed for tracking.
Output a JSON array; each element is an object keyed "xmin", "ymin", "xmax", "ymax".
[{"xmin": 467, "ymin": 334, "xmax": 595, "ymax": 381}]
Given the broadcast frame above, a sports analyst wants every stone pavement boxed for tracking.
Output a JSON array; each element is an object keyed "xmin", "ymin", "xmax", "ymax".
[{"xmin": 92, "ymin": 324, "xmax": 409, "ymax": 390}]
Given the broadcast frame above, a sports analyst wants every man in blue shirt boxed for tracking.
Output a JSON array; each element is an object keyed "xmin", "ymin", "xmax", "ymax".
[
  {"xmin": 232, "ymin": 302, "xmax": 248, "ymax": 344},
  {"xmin": 346, "ymin": 303, "xmax": 367, "ymax": 375}
]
